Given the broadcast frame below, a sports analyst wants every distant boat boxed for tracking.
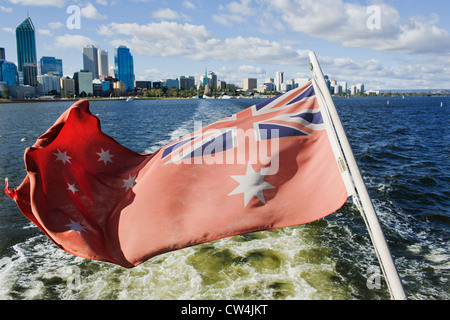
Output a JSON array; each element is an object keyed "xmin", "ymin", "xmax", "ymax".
[{"xmin": 126, "ymin": 97, "xmax": 133, "ymax": 101}]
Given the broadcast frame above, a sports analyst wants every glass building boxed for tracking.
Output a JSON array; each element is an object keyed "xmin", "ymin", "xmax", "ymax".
[
  {"xmin": 16, "ymin": 17, "xmax": 37, "ymax": 72},
  {"xmin": 40, "ymin": 56, "xmax": 63, "ymax": 77},
  {"xmin": 83, "ymin": 45, "xmax": 98, "ymax": 80},
  {"xmin": 0, "ymin": 60, "xmax": 19, "ymax": 85},
  {"xmin": 114, "ymin": 46, "xmax": 134, "ymax": 91}
]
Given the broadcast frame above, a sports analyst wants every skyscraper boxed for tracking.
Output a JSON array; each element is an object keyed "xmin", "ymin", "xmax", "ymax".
[
  {"xmin": 23, "ymin": 63, "xmax": 38, "ymax": 87},
  {"xmin": 98, "ymin": 50, "xmax": 108, "ymax": 78},
  {"xmin": 0, "ymin": 47, "xmax": 5, "ymax": 60},
  {"xmin": 114, "ymin": 46, "xmax": 134, "ymax": 91},
  {"xmin": 275, "ymin": 71, "xmax": 283, "ymax": 92},
  {"xmin": 16, "ymin": 17, "xmax": 37, "ymax": 72},
  {"xmin": 40, "ymin": 56, "xmax": 63, "ymax": 77},
  {"xmin": 83, "ymin": 45, "xmax": 98, "ymax": 79}
]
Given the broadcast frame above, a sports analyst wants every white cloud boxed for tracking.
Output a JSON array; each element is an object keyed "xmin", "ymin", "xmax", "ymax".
[
  {"xmin": 81, "ymin": 2, "xmax": 107, "ymax": 19},
  {"xmin": 7, "ymin": 0, "xmax": 65, "ymax": 7},
  {"xmin": 152, "ymin": 8, "xmax": 189, "ymax": 21},
  {"xmin": 38, "ymin": 29, "xmax": 53, "ymax": 36},
  {"xmin": 183, "ymin": 1, "xmax": 195, "ymax": 9},
  {"xmin": 0, "ymin": 5, "xmax": 13, "ymax": 12},
  {"xmin": 48, "ymin": 22, "xmax": 64, "ymax": 29},
  {"xmin": 263, "ymin": 0, "xmax": 450, "ymax": 54},
  {"xmin": 136, "ymin": 68, "xmax": 170, "ymax": 81},
  {"xmin": 2, "ymin": 27, "xmax": 15, "ymax": 34},
  {"xmin": 54, "ymin": 34, "xmax": 96, "ymax": 49},
  {"xmin": 99, "ymin": 21, "xmax": 308, "ymax": 65},
  {"xmin": 213, "ymin": 0, "xmax": 255, "ymax": 26},
  {"xmin": 238, "ymin": 65, "xmax": 266, "ymax": 75},
  {"xmin": 152, "ymin": 8, "xmax": 179, "ymax": 20}
]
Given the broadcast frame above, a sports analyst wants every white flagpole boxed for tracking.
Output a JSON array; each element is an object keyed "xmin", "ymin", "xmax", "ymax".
[{"xmin": 309, "ymin": 51, "xmax": 407, "ymax": 300}]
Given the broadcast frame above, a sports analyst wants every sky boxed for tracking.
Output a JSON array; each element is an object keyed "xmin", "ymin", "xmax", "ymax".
[{"xmin": 1, "ymin": 0, "xmax": 449, "ymax": 90}]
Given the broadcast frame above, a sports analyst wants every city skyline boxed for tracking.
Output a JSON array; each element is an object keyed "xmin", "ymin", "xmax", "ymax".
[
  {"xmin": 0, "ymin": 1, "xmax": 449, "ymax": 91},
  {"xmin": 2, "ymin": 16, "xmax": 367, "ymax": 96}
]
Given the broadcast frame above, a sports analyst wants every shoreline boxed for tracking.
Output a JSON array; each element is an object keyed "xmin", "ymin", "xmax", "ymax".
[{"xmin": 1, "ymin": 92, "xmax": 449, "ymax": 104}]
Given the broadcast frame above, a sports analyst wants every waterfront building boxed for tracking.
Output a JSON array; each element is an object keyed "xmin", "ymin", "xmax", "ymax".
[
  {"xmin": 242, "ymin": 78, "xmax": 257, "ymax": 91},
  {"xmin": 356, "ymin": 83, "xmax": 364, "ymax": 95},
  {"xmin": 73, "ymin": 70, "xmax": 93, "ymax": 96},
  {"xmin": 324, "ymin": 75, "xmax": 331, "ymax": 93},
  {"xmin": 275, "ymin": 71, "xmax": 283, "ymax": 92},
  {"xmin": 114, "ymin": 46, "xmax": 134, "ymax": 91},
  {"xmin": 98, "ymin": 50, "xmax": 108, "ymax": 78},
  {"xmin": 83, "ymin": 45, "xmax": 98, "ymax": 79},
  {"xmin": 263, "ymin": 81, "xmax": 275, "ymax": 92},
  {"xmin": 0, "ymin": 60, "xmax": 19, "ymax": 85},
  {"xmin": 338, "ymin": 81, "xmax": 348, "ymax": 95},
  {"xmin": 16, "ymin": 17, "xmax": 37, "ymax": 73},
  {"xmin": 60, "ymin": 76, "xmax": 75, "ymax": 97},
  {"xmin": 23, "ymin": 63, "xmax": 38, "ymax": 86},
  {"xmin": 113, "ymin": 81, "xmax": 126, "ymax": 95},
  {"xmin": 37, "ymin": 73, "xmax": 61, "ymax": 95},
  {"xmin": 257, "ymin": 84, "xmax": 270, "ymax": 93},
  {"xmin": 227, "ymin": 84, "xmax": 236, "ymax": 91},
  {"xmin": 152, "ymin": 81, "xmax": 162, "ymax": 89},
  {"xmin": 207, "ymin": 71, "xmax": 217, "ymax": 89},
  {"xmin": 179, "ymin": 76, "xmax": 195, "ymax": 90},
  {"xmin": 217, "ymin": 80, "xmax": 227, "ymax": 90},
  {"xmin": 39, "ymin": 56, "xmax": 63, "ymax": 77},
  {"xmin": 101, "ymin": 79, "xmax": 111, "ymax": 92},
  {"xmin": 135, "ymin": 81, "xmax": 152, "ymax": 91},
  {"xmin": 0, "ymin": 82, "xmax": 36, "ymax": 99},
  {"xmin": 92, "ymin": 79, "xmax": 103, "ymax": 96},
  {"xmin": 163, "ymin": 78, "xmax": 179, "ymax": 89}
]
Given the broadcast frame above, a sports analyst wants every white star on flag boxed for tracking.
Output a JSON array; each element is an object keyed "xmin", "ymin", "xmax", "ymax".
[
  {"xmin": 122, "ymin": 174, "xmax": 138, "ymax": 191},
  {"xmin": 67, "ymin": 183, "xmax": 79, "ymax": 194},
  {"xmin": 97, "ymin": 148, "xmax": 114, "ymax": 165},
  {"xmin": 53, "ymin": 149, "xmax": 72, "ymax": 165},
  {"xmin": 65, "ymin": 219, "xmax": 87, "ymax": 235},
  {"xmin": 228, "ymin": 162, "xmax": 275, "ymax": 207}
]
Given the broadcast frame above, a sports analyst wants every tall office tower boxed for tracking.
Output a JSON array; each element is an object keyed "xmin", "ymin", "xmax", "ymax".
[
  {"xmin": 40, "ymin": 56, "xmax": 63, "ymax": 77},
  {"xmin": 275, "ymin": 71, "xmax": 283, "ymax": 92},
  {"xmin": 83, "ymin": 45, "xmax": 98, "ymax": 79},
  {"xmin": 16, "ymin": 16, "xmax": 37, "ymax": 72},
  {"xmin": 242, "ymin": 78, "xmax": 257, "ymax": 91},
  {"xmin": 114, "ymin": 45, "xmax": 134, "ymax": 91},
  {"xmin": 0, "ymin": 47, "xmax": 5, "ymax": 60},
  {"xmin": 207, "ymin": 71, "xmax": 217, "ymax": 89},
  {"xmin": 98, "ymin": 49, "xmax": 108, "ymax": 78},
  {"xmin": 23, "ymin": 63, "xmax": 38, "ymax": 86}
]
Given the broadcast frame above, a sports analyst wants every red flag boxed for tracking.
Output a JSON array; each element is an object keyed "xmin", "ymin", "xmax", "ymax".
[{"xmin": 5, "ymin": 82, "xmax": 348, "ymax": 267}]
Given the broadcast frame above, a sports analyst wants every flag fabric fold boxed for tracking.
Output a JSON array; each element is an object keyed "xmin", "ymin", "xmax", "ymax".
[{"xmin": 5, "ymin": 82, "xmax": 348, "ymax": 267}]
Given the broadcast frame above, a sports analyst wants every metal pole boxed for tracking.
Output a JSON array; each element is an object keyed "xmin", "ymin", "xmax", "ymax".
[{"xmin": 309, "ymin": 51, "xmax": 407, "ymax": 300}]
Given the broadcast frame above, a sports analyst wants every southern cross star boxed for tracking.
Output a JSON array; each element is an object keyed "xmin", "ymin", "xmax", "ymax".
[
  {"xmin": 65, "ymin": 219, "xmax": 87, "ymax": 235},
  {"xmin": 97, "ymin": 148, "xmax": 114, "ymax": 165},
  {"xmin": 53, "ymin": 149, "xmax": 72, "ymax": 165},
  {"xmin": 122, "ymin": 174, "xmax": 138, "ymax": 191},
  {"xmin": 228, "ymin": 162, "xmax": 275, "ymax": 207},
  {"xmin": 67, "ymin": 183, "xmax": 79, "ymax": 194}
]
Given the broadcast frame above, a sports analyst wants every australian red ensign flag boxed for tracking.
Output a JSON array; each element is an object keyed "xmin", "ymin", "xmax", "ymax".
[{"xmin": 5, "ymin": 82, "xmax": 348, "ymax": 268}]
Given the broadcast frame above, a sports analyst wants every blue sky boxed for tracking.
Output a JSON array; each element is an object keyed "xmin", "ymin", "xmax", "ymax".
[{"xmin": 1, "ymin": 0, "xmax": 449, "ymax": 90}]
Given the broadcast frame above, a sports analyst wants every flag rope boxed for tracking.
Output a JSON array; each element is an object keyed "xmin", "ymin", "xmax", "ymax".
[{"xmin": 309, "ymin": 51, "xmax": 407, "ymax": 300}]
